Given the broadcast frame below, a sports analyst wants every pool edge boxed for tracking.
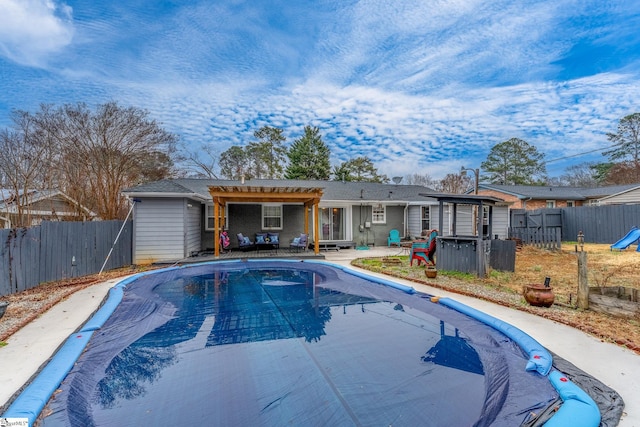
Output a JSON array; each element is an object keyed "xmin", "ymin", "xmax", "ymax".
[{"xmin": 1, "ymin": 260, "xmax": 601, "ymax": 427}]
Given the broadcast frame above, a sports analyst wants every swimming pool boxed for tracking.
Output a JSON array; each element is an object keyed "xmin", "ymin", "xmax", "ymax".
[{"xmin": 3, "ymin": 260, "xmax": 600, "ymax": 426}]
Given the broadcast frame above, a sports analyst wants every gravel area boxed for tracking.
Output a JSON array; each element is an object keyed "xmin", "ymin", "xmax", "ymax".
[{"xmin": 0, "ymin": 269, "xmax": 140, "ymax": 342}]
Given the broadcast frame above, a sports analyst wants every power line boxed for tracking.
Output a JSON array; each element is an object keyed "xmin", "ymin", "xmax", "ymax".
[{"xmin": 544, "ymin": 142, "xmax": 620, "ymax": 165}]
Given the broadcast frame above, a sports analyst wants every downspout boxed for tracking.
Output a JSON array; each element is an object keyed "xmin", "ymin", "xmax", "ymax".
[{"xmin": 403, "ymin": 203, "xmax": 409, "ymax": 238}]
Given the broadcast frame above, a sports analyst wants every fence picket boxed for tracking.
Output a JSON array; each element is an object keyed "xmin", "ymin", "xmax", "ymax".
[{"xmin": 0, "ymin": 221, "xmax": 132, "ymax": 297}]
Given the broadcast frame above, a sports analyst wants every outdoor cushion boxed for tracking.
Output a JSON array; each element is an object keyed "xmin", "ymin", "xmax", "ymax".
[
  {"xmin": 255, "ymin": 233, "xmax": 267, "ymax": 244},
  {"xmin": 237, "ymin": 233, "xmax": 254, "ymax": 249},
  {"xmin": 290, "ymin": 233, "xmax": 308, "ymax": 251},
  {"xmin": 267, "ymin": 233, "xmax": 279, "ymax": 244}
]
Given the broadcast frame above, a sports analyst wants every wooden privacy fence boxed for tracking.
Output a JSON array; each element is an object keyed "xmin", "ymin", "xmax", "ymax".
[
  {"xmin": 0, "ymin": 220, "xmax": 132, "ymax": 297},
  {"xmin": 512, "ymin": 205, "xmax": 640, "ymax": 244},
  {"xmin": 508, "ymin": 227, "xmax": 562, "ymax": 250}
]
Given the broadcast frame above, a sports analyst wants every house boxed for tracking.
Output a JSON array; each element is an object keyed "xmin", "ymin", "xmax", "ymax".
[
  {"xmin": 0, "ymin": 189, "xmax": 97, "ymax": 229},
  {"xmin": 581, "ymin": 184, "xmax": 640, "ymax": 205},
  {"xmin": 122, "ymin": 178, "xmax": 512, "ymax": 264},
  {"xmin": 476, "ymin": 183, "xmax": 640, "ymax": 209}
]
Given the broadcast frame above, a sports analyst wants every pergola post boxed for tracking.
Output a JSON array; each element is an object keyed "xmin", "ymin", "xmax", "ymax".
[
  {"xmin": 313, "ymin": 200, "xmax": 320, "ymax": 254},
  {"xmin": 213, "ymin": 199, "xmax": 220, "ymax": 258},
  {"xmin": 208, "ymin": 184, "xmax": 324, "ymax": 257}
]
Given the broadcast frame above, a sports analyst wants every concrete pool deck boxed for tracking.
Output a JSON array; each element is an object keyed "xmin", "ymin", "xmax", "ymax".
[{"xmin": 1, "ymin": 246, "xmax": 639, "ymax": 425}]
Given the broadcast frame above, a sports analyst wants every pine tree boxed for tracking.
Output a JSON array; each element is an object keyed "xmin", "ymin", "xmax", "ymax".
[
  {"xmin": 285, "ymin": 126, "xmax": 331, "ymax": 180},
  {"xmin": 481, "ymin": 138, "xmax": 546, "ymax": 185}
]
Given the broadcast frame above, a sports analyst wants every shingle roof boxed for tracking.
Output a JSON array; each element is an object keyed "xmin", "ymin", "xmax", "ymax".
[
  {"xmin": 478, "ymin": 183, "xmax": 640, "ymax": 200},
  {"xmin": 123, "ymin": 179, "xmax": 438, "ymax": 203}
]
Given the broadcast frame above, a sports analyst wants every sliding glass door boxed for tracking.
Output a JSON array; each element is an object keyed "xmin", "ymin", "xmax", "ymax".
[{"xmin": 319, "ymin": 207, "xmax": 345, "ymax": 240}]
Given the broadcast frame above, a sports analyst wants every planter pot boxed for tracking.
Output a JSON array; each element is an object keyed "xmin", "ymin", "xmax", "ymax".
[
  {"xmin": 425, "ymin": 267, "xmax": 438, "ymax": 279},
  {"xmin": 523, "ymin": 284, "xmax": 555, "ymax": 307},
  {"xmin": 0, "ymin": 301, "xmax": 8, "ymax": 319}
]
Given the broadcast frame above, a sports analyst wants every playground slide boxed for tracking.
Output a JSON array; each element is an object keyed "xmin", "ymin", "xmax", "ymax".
[{"xmin": 610, "ymin": 226, "xmax": 640, "ymax": 250}]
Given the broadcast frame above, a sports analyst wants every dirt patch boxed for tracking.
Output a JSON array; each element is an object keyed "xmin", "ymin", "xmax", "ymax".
[
  {"xmin": 352, "ymin": 243, "xmax": 640, "ymax": 354},
  {"xmin": 0, "ymin": 267, "xmax": 155, "ymax": 342}
]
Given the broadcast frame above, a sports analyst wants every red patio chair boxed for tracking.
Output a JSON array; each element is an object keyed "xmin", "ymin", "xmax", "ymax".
[{"xmin": 410, "ymin": 229, "xmax": 437, "ymax": 266}]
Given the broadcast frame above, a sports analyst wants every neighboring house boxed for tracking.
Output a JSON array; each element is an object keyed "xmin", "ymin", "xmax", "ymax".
[
  {"xmin": 581, "ymin": 184, "xmax": 640, "ymax": 205},
  {"xmin": 0, "ymin": 189, "xmax": 97, "ymax": 228},
  {"xmin": 476, "ymin": 183, "xmax": 640, "ymax": 209},
  {"xmin": 123, "ymin": 178, "xmax": 512, "ymax": 264}
]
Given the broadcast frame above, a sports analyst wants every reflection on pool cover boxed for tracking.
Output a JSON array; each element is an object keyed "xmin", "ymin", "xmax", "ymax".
[{"xmin": 39, "ymin": 261, "xmax": 559, "ymax": 426}]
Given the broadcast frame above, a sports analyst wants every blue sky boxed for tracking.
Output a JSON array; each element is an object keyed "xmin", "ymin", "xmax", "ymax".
[{"xmin": 1, "ymin": 1, "xmax": 639, "ymax": 180}]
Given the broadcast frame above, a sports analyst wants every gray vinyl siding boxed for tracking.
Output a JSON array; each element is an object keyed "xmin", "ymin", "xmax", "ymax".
[
  {"xmin": 599, "ymin": 187, "xmax": 640, "ymax": 205},
  {"xmin": 133, "ymin": 198, "xmax": 187, "ymax": 263},
  {"xmin": 492, "ymin": 206, "xmax": 509, "ymax": 239},
  {"xmin": 431, "ymin": 205, "xmax": 472, "ymax": 236},
  {"xmin": 407, "ymin": 206, "xmax": 421, "ymax": 238},
  {"xmin": 455, "ymin": 206, "xmax": 474, "ymax": 235},
  {"xmin": 185, "ymin": 199, "xmax": 202, "ymax": 256}
]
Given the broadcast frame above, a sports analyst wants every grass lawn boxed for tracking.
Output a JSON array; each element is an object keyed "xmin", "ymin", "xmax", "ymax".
[{"xmin": 352, "ymin": 243, "xmax": 640, "ymax": 354}]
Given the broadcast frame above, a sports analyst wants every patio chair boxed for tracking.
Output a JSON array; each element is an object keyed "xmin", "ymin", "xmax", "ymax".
[
  {"xmin": 236, "ymin": 233, "xmax": 254, "ymax": 251},
  {"xmin": 410, "ymin": 229, "xmax": 437, "ymax": 266},
  {"xmin": 388, "ymin": 229, "xmax": 401, "ymax": 247},
  {"xmin": 290, "ymin": 233, "xmax": 308, "ymax": 252}
]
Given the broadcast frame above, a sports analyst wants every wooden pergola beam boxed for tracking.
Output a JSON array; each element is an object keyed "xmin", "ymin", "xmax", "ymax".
[{"xmin": 208, "ymin": 185, "xmax": 324, "ymax": 257}]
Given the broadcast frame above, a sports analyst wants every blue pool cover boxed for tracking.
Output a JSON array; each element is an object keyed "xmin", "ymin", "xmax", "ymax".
[{"xmin": 3, "ymin": 260, "xmax": 600, "ymax": 426}]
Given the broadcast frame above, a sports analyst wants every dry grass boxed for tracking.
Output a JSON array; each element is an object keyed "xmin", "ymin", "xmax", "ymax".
[
  {"xmin": 353, "ymin": 243, "xmax": 640, "ymax": 354},
  {"xmin": 2, "ymin": 245, "xmax": 639, "ymax": 353}
]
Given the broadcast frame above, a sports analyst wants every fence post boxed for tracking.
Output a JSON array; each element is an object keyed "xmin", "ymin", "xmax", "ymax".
[{"xmin": 577, "ymin": 251, "xmax": 589, "ymax": 310}]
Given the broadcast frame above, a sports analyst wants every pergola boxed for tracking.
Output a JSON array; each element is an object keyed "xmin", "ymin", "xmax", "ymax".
[{"xmin": 208, "ymin": 185, "xmax": 324, "ymax": 257}]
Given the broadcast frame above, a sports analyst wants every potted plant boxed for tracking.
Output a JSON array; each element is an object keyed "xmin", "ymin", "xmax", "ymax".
[
  {"xmin": 523, "ymin": 277, "xmax": 555, "ymax": 307},
  {"xmin": 425, "ymin": 265, "xmax": 438, "ymax": 279}
]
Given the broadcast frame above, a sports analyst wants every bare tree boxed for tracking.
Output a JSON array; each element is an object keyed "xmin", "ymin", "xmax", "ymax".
[
  {"xmin": 0, "ymin": 110, "xmax": 53, "ymax": 227},
  {"xmin": 404, "ymin": 173, "xmax": 436, "ymax": 188},
  {"xmin": 435, "ymin": 173, "xmax": 470, "ymax": 193},
  {"xmin": 34, "ymin": 102, "xmax": 178, "ymax": 220},
  {"xmin": 558, "ymin": 162, "xmax": 600, "ymax": 187},
  {"xmin": 179, "ymin": 142, "xmax": 220, "ymax": 178}
]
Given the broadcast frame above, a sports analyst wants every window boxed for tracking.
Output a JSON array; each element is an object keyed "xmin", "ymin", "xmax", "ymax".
[
  {"xmin": 372, "ymin": 204, "xmax": 385, "ymax": 223},
  {"xmin": 421, "ymin": 206, "xmax": 430, "ymax": 230},
  {"xmin": 566, "ymin": 201, "xmax": 575, "ymax": 207},
  {"xmin": 206, "ymin": 204, "xmax": 227, "ymax": 231},
  {"xmin": 262, "ymin": 204, "xmax": 282, "ymax": 230},
  {"xmin": 546, "ymin": 200, "xmax": 556, "ymax": 208}
]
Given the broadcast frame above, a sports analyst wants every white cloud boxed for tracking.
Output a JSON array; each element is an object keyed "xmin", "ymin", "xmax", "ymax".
[
  {"xmin": 1, "ymin": 1, "xmax": 639, "ymax": 182},
  {"xmin": 0, "ymin": 0, "xmax": 74, "ymax": 66}
]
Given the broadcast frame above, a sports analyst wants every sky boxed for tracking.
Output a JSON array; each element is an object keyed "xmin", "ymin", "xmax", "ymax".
[{"xmin": 1, "ymin": 0, "xmax": 640, "ymax": 181}]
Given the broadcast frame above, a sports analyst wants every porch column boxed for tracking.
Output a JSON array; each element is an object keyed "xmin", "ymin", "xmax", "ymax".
[
  {"xmin": 213, "ymin": 198, "xmax": 220, "ymax": 258},
  {"xmin": 313, "ymin": 199, "xmax": 320, "ymax": 254},
  {"xmin": 304, "ymin": 202, "xmax": 310, "ymax": 235}
]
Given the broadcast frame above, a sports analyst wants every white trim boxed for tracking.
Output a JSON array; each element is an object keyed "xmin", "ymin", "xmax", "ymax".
[
  {"xmin": 123, "ymin": 192, "xmax": 209, "ymax": 202},
  {"xmin": 205, "ymin": 203, "xmax": 227, "ymax": 231},
  {"xmin": 261, "ymin": 203, "xmax": 283, "ymax": 230},
  {"xmin": 372, "ymin": 204, "xmax": 386, "ymax": 224}
]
